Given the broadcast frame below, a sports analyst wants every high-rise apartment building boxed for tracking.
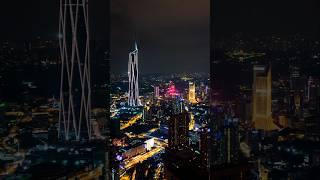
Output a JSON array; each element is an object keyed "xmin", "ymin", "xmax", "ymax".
[{"xmin": 168, "ymin": 111, "xmax": 190, "ymax": 149}]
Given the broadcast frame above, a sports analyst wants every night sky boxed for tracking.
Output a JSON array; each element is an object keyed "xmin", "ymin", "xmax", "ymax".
[
  {"xmin": 212, "ymin": 0, "xmax": 320, "ymax": 38},
  {"xmin": 111, "ymin": 0, "xmax": 210, "ymax": 74},
  {"xmin": 0, "ymin": 1, "xmax": 109, "ymax": 41},
  {"xmin": 1, "ymin": 0, "xmax": 320, "ymax": 73}
]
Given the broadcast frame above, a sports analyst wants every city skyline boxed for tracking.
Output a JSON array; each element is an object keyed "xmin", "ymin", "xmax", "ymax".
[{"xmin": 1, "ymin": 0, "xmax": 320, "ymax": 179}]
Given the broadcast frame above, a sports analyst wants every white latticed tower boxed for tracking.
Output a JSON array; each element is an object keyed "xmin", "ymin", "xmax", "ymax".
[
  {"xmin": 128, "ymin": 42, "xmax": 140, "ymax": 106},
  {"xmin": 58, "ymin": 0, "xmax": 92, "ymax": 141}
]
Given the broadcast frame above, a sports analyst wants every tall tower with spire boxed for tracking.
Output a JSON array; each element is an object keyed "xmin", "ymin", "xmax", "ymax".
[
  {"xmin": 128, "ymin": 41, "xmax": 140, "ymax": 106},
  {"xmin": 252, "ymin": 65, "xmax": 278, "ymax": 131}
]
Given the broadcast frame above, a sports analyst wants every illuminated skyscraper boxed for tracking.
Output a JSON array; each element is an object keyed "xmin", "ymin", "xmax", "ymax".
[
  {"xmin": 168, "ymin": 98, "xmax": 190, "ymax": 149},
  {"xmin": 188, "ymin": 82, "xmax": 197, "ymax": 103},
  {"xmin": 189, "ymin": 112, "xmax": 195, "ymax": 130},
  {"xmin": 252, "ymin": 65, "xmax": 278, "ymax": 131},
  {"xmin": 154, "ymin": 86, "xmax": 160, "ymax": 99},
  {"xmin": 128, "ymin": 42, "xmax": 140, "ymax": 106},
  {"xmin": 58, "ymin": 0, "xmax": 92, "ymax": 141},
  {"xmin": 168, "ymin": 111, "xmax": 190, "ymax": 149},
  {"xmin": 166, "ymin": 81, "xmax": 179, "ymax": 97}
]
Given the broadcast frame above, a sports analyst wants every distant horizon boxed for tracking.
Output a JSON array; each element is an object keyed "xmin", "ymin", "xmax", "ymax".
[{"xmin": 110, "ymin": 72, "xmax": 210, "ymax": 76}]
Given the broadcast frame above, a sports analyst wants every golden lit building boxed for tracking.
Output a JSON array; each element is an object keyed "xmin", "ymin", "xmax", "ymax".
[
  {"xmin": 252, "ymin": 65, "xmax": 278, "ymax": 131},
  {"xmin": 188, "ymin": 82, "xmax": 197, "ymax": 103},
  {"xmin": 189, "ymin": 112, "xmax": 195, "ymax": 130}
]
